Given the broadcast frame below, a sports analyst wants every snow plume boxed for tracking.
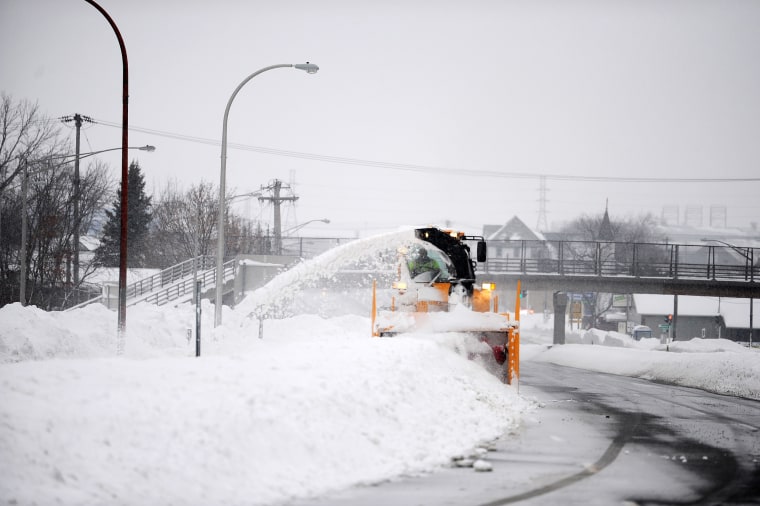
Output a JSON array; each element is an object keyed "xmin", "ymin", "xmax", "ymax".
[{"xmin": 235, "ymin": 228, "xmax": 416, "ymax": 323}]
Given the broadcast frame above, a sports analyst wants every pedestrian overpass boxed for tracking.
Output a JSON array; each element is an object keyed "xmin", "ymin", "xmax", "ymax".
[{"xmin": 72, "ymin": 239, "xmax": 758, "ymax": 343}]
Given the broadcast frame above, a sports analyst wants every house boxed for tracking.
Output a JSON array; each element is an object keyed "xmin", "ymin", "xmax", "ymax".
[
  {"xmin": 483, "ymin": 215, "xmax": 550, "ymax": 269},
  {"xmin": 78, "ymin": 235, "xmax": 100, "ymax": 266},
  {"xmin": 631, "ymin": 294, "xmax": 758, "ymax": 343},
  {"xmin": 482, "ymin": 216, "xmax": 553, "ymax": 314}
]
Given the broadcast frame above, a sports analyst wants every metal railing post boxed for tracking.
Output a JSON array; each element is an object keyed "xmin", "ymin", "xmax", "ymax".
[
  {"xmin": 674, "ymin": 244, "xmax": 680, "ymax": 279},
  {"xmin": 632, "ymin": 243, "xmax": 638, "ymax": 277}
]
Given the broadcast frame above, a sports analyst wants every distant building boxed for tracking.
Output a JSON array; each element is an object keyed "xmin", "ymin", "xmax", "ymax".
[
  {"xmin": 482, "ymin": 216, "xmax": 553, "ymax": 313},
  {"xmin": 483, "ymin": 215, "xmax": 549, "ymax": 266},
  {"xmin": 631, "ymin": 294, "xmax": 757, "ymax": 343},
  {"xmin": 598, "ymin": 202, "xmax": 614, "ymax": 241},
  {"xmin": 78, "ymin": 235, "xmax": 100, "ymax": 266},
  {"xmin": 657, "ymin": 222, "xmax": 760, "ymax": 247}
]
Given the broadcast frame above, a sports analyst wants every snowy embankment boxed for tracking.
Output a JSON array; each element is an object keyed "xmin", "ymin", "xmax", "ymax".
[
  {"xmin": 525, "ymin": 326, "xmax": 760, "ymax": 401},
  {"xmin": 0, "ymin": 302, "xmax": 530, "ymax": 506}
]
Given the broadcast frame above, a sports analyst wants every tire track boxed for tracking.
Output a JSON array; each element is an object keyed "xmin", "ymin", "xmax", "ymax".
[{"xmin": 477, "ymin": 409, "xmax": 642, "ymax": 505}]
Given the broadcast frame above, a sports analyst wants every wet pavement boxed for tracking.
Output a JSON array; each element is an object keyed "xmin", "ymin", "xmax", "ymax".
[{"xmin": 288, "ymin": 362, "xmax": 760, "ymax": 505}]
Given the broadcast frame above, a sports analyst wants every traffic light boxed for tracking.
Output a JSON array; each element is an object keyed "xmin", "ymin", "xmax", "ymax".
[
  {"xmin": 519, "ymin": 290, "xmax": 527, "ymax": 299},
  {"xmin": 664, "ymin": 314, "xmax": 673, "ymax": 324}
]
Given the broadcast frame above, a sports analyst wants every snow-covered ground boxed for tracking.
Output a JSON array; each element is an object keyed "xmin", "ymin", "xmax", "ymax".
[
  {"xmin": 526, "ymin": 325, "xmax": 760, "ymax": 400},
  {"xmin": 2, "ymin": 229, "xmax": 759, "ymax": 505}
]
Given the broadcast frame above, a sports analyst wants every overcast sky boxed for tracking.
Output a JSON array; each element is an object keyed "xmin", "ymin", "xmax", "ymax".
[{"xmin": 2, "ymin": 0, "xmax": 759, "ymax": 237}]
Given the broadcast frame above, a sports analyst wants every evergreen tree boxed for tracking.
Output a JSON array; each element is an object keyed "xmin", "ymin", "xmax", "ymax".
[{"xmin": 95, "ymin": 161, "xmax": 153, "ymax": 267}]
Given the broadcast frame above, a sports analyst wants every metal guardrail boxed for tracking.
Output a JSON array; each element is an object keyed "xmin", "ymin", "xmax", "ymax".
[
  {"xmin": 67, "ymin": 256, "xmax": 224, "ymax": 310},
  {"xmin": 124, "ymin": 256, "xmax": 216, "ymax": 300},
  {"xmin": 480, "ymin": 240, "xmax": 757, "ymax": 282},
  {"xmin": 129, "ymin": 258, "xmax": 236, "ymax": 307}
]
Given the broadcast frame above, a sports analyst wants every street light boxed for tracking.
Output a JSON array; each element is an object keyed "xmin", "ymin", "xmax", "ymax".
[
  {"xmin": 702, "ymin": 238, "xmax": 755, "ymax": 346},
  {"xmin": 214, "ymin": 62, "xmax": 319, "ymax": 327},
  {"xmin": 283, "ymin": 218, "xmax": 330, "ymax": 236},
  {"xmin": 228, "ymin": 191, "xmax": 261, "ymax": 204},
  {"xmin": 18, "ymin": 145, "xmax": 156, "ymax": 306}
]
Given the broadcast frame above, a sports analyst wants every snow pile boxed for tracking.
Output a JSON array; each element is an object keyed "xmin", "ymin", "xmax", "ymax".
[
  {"xmin": 566, "ymin": 328, "xmax": 659, "ymax": 349},
  {"xmin": 660, "ymin": 337, "xmax": 749, "ymax": 354},
  {"xmin": 0, "ymin": 302, "xmax": 211, "ymax": 362},
  {"xmin": 530, "ymin": 333, "xmax": 760, "ymax": 400},
  {"xmin": 0, "ymin": 300, "xmax": 531, "ymax": 505}
]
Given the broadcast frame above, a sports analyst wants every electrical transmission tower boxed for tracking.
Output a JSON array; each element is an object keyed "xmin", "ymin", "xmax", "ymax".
[
  {"xmin": 258, "ymin": 179, "xmax": 298, "ymax": 254},
  {"xmin": 536, "ymin": 175, "xmax": 549, "ymax": 232}
]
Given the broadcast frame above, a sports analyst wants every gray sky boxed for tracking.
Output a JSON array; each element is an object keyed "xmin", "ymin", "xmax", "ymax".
[{"xmin": 2, "ymin": 0, "xmax": 759, "ymax": 237}]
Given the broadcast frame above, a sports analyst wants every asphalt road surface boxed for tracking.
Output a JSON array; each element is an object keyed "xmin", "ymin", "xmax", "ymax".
[{"xmin": 289, "ymin": 362, "xmax": 760, "ymax": 506}]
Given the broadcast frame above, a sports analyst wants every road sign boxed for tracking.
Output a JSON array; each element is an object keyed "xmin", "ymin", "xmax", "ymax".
[{"xmin": 658, "ymin": 324, "xmax": 670, "ymax": 330}]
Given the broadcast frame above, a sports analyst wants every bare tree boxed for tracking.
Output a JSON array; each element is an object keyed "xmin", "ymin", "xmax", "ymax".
[
  {"xmin": 9, "ymin": 158, "xmax": 113, "ymax": 309},
  {"xmin": 149, "ymin": 180, "xmax": 219, "ymax": 268},
  {"xmin": 0, "ymin": 94, "xmax": 63, "ymax": 193},
  {"xmin": 0, "ymin": 95, "xmax": 114, "ymax": 308},
  {"xmin": 559, "ymin": 212, "xmax": 663, "ymax": 243},
  {"xmin": 1, "ymin": 95, "xmax": 67, "ymax": 307},
  {"xmin": 225, "ymin": 213, "xmax": 259, "ymax": 257},
  {"xmin": 557, "ymin": 211, "xmax": 666, "ymax": 329},
  {"xmin": 66, "ymin": 160, "xmax": 112, "ymax": 304},
  {"xmin": 149, "ymin": 180, "xmax": 272, "ymax": 269}
]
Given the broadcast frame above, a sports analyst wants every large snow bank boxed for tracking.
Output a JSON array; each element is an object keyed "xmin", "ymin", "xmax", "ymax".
[{"xmin": 0, "ymin": 301, "xmax": 531, "ymax": 505}]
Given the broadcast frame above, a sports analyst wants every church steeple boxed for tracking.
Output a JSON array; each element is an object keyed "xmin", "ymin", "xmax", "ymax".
[{"xmin": 598, "ymin": 199, "xmax": 614, "ymax": 241}]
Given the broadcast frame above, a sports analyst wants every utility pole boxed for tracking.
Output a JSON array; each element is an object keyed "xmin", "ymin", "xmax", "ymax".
[
  {"xmin": 19, "ymin": 164, "xmax": 28, "ymax": 305},
  {"xmin": 258, "ymin": 179, "xmax": 298, "ymax": 254},
  {"xmin": 61, "ymin": 113, "xmax": 92, "ymax": 293}
]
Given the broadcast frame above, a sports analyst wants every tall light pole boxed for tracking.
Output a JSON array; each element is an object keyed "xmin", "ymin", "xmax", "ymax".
[
  {"xmin": 214, "ymin": 62, "xmax": 319, "ymax": 327},
  {"xmin": 83, "ymin": 0, "xmax": 130, "ymax": 350},
  {"xmin": 702, "ymin": 238, "xmax": 755, "ymax": 346}
]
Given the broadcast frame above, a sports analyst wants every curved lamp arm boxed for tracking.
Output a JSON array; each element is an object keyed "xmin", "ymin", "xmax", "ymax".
[{"xmin": 214, "ymin": 63, "xmax": 319, "ymax": 327}]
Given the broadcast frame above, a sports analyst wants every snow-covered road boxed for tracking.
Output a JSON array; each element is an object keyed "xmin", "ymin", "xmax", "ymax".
[{"xmin": 289, "ymin": 361, "xmax": 760, "ymax": 505}]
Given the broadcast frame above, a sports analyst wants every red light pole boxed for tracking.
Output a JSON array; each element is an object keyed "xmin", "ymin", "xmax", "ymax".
[{"xmin": 83, "ymin": 0, "xmax": 129, "ymax": 351}]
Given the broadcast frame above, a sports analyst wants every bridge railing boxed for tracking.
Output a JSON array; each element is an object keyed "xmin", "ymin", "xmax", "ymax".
[
  {"xmin": 130, "ymin": 258, "xmax": 236, "ymax": 307},
  {"xmin": 124, "ymin": 256, "xmax": 216, "ymax": 300},
  {"xmin": 481, "ymin": 240, "xmax": 758, "ymax": 282}
]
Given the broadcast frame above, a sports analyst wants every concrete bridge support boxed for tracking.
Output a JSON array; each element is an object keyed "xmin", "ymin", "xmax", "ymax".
[{"xmin": 553, "ymin": 292, "xmax": 568, "ymax": 345}]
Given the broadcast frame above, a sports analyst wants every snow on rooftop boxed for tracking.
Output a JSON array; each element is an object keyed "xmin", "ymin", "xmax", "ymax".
[
  {"xmin": 633, "ymin": 294, "xmax": 758, "ymax": 329},
  {"xmin": 634, "ymin": 294, "xmax": 719, "ymax": 316}
]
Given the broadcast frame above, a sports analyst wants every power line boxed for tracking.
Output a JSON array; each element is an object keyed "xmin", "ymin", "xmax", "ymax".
[{"xmin": 91, "ymin": 117, "xmax": 760, "ymax": 184}]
